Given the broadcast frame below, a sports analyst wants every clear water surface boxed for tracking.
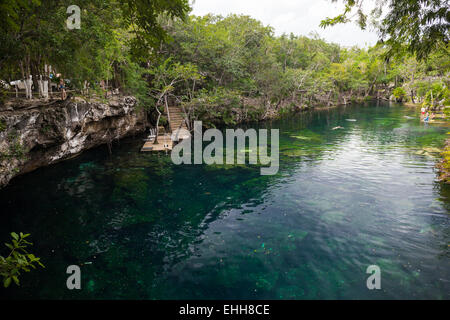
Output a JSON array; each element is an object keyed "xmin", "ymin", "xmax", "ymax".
[{"xmin": 0, "ymin": 102, "xmax": 449, "ymax": 299}]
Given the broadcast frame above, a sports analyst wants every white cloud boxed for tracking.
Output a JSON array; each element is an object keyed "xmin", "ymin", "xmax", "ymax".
[{"xmin": 191, "ymin": 0, "xmax": 379, "ymax": 48}]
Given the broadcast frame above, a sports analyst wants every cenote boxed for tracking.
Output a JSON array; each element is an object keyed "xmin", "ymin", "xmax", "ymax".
[{"xmin": 1, "ymin": 102, "xmax": 449, "ymax": 299}]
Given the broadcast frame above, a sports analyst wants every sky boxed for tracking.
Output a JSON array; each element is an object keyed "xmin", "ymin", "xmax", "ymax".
[{"xmin": 191, "ymin": 0, "xmax": 380, "ymax": 48}]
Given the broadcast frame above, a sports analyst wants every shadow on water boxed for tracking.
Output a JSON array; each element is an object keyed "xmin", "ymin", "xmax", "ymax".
[{"xmin": 0, "ymin": 102, "xmax": 449, "ymax": 299}]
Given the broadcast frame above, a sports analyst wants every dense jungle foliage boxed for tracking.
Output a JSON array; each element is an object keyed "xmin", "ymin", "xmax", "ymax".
[
  {"xmin": 0, "ymin": 0, "xmax": 449, "ymax": 285},
  {"xmin": 0, "ymin": 0, "xmax": 448, "ymax": 126}
]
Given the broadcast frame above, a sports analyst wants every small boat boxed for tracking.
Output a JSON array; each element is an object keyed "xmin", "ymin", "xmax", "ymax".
[{"xmin": 345, "ymin": 119, "xmax": 357, "ymax": 122}]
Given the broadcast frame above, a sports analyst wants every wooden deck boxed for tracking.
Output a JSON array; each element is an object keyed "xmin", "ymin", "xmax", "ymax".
[{"xmin": 141, "ymin": 135, "xmax": 173, "ymax": 152}]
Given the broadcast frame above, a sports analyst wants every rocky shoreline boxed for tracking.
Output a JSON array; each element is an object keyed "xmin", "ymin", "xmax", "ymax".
[
  {"xmin": 0, "ymin": 96, "xmax": 146, "ymax": 188},
  {"xmin": 437, "ymin": 139, "xmax": 450, "ymax": 184}
]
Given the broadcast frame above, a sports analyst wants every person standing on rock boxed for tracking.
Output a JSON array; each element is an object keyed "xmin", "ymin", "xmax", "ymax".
[
  {"xmin": 59, "ymin": 78, "xmax": 66, "ymax": 100},
  {"xmin": 100, "ymin": 79, "xmax": 107, "ymax": 99}
]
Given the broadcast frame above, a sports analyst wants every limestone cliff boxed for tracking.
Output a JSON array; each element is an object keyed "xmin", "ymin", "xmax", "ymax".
[{"xmin": 0, "ymin": 96, "xmax": 145, "ymax": 188}]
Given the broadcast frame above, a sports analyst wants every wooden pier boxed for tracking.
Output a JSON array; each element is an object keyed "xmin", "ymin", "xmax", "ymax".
[{"xmin": 141, "ymin": 135, "xmax": 173, "ymax": 152}]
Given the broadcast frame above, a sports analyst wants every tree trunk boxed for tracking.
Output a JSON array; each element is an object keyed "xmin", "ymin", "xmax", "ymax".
[
  {"xmin": 154, "ymin": 97, "xmax": 163, "ymax": 144},
  {"xmin": 410, "ymin": 73, "xmax": 415, "ymax": 103},
  {"xmin": 410, "ymin": 90, "xmax": 415, "ymax": 103},
  {"xmin": 38, "ymin": 75, "xmax": 43, "ymax": 98}
]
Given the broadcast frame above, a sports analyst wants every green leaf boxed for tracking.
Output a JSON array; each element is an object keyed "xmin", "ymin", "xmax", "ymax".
[
  {"xmin": 3, "ymin": 277, "xmax": 11, "ymax": 288},
  {"xmin": 11, "ymin": 232, "xmax": 19, "ymax": 241}
]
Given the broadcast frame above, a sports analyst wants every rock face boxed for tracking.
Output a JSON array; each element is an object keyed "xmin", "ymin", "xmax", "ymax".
[{"xmin": 0, "ymin": 96, "xmax": 145, "ymax": 188}]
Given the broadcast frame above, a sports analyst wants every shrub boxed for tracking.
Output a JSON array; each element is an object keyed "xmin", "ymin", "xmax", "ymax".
[
  {"xmin": 423, "ymin": 82, "xmax": 449, "ymax": 107},
  {"xmin": 0, "ymin": 119, "xmax": 6, "ymax": 132},
  {"xmin": 184, "ymin": 87, "xmax": 242, "ymax": 127},
  {"xmin": 392, "ymin": 87, "xmax": 407, "ymax": 102},
  {"xmin": 0, "ymin": 232, "xmax": 45, "ymax": 288}
]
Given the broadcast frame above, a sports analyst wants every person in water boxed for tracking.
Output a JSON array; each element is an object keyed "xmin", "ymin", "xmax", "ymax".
[
  {"xmin": 421, "ymin": 106, "xmax": 426, "ymax": 116},
  {"xmin": 424, "ymin": 112, "xmax": 430, "ymax": 122}
]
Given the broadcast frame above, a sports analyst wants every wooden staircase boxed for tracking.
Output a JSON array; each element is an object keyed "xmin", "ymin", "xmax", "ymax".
[
  {"xmin": 141, "ymin": 106, "xmax": 189, "ymax": 152},
  {"xmin": 168, "ymin": 106, "xmax": 188, "ymax": 132}
]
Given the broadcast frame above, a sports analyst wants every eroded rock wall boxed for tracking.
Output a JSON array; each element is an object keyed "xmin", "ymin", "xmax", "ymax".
[{"xmin": 0, "ymin": 96, "xmax": 145, "ymax": 188}]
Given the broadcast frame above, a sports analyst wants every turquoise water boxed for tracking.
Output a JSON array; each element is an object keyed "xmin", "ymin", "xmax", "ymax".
[{"xmin": 0, "ymin": 102, "xmax": 449, "ymax": 299}]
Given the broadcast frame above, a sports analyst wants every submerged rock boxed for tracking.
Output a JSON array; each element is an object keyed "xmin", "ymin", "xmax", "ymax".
[{"xmin": 422, "ymin": 147, "xmax": 442, "ymax": 153}]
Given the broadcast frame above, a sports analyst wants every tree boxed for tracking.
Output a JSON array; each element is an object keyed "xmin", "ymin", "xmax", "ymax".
[
  {"xmin": 320, "ymin": 0, "xmax": 449, "ymax": 59},
  {"xmin": 118, "ymin": 0, "xmax": 190, "ymax": 60},
  {"xmin": 0, "ymin": 0, "xmax": 191, "ymax": 99},
  {"xmin": 392, "ymin": 87, "xmax": 407, "ymax": 101},
  {"xmin": 396, "ymin": 56, "xmax": 422, "ymax": 102},
  {"xmin": 149, "ymin": 58, "xmax": 202, "ymax": 140}
]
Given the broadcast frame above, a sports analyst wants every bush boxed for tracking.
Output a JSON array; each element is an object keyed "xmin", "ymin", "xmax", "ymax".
[
  {"xmin": 184, "ymin": 87, "xmax": 242, "ymax": 127},
  {"xmin": 122, "ymin": 61, "xmax": 153, "ymax": 110},
  {"xmin": 414, "ymin": 81, "xmax": 432, "ymax": 99},
  {"xmin": 392, "ymin": 87, "xmax": 407, "ymax": 102},
  {"xmin": 7, "ymin": 131, "xmax": 27, "ymax": 160},
  {"xmin": 423, "ymin": 82, "xmax": 449, "ymax": 107},
  {"xmin": 0, "ymin": 119, "xmax": 6, "ymax": 132},
  {"xmin": 0, "ymin": 87, "xmax": 8, "ymax": 104},
  {"xmin": 0, "ymin": 232, "xmax": 45, "ymax": 287}
]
